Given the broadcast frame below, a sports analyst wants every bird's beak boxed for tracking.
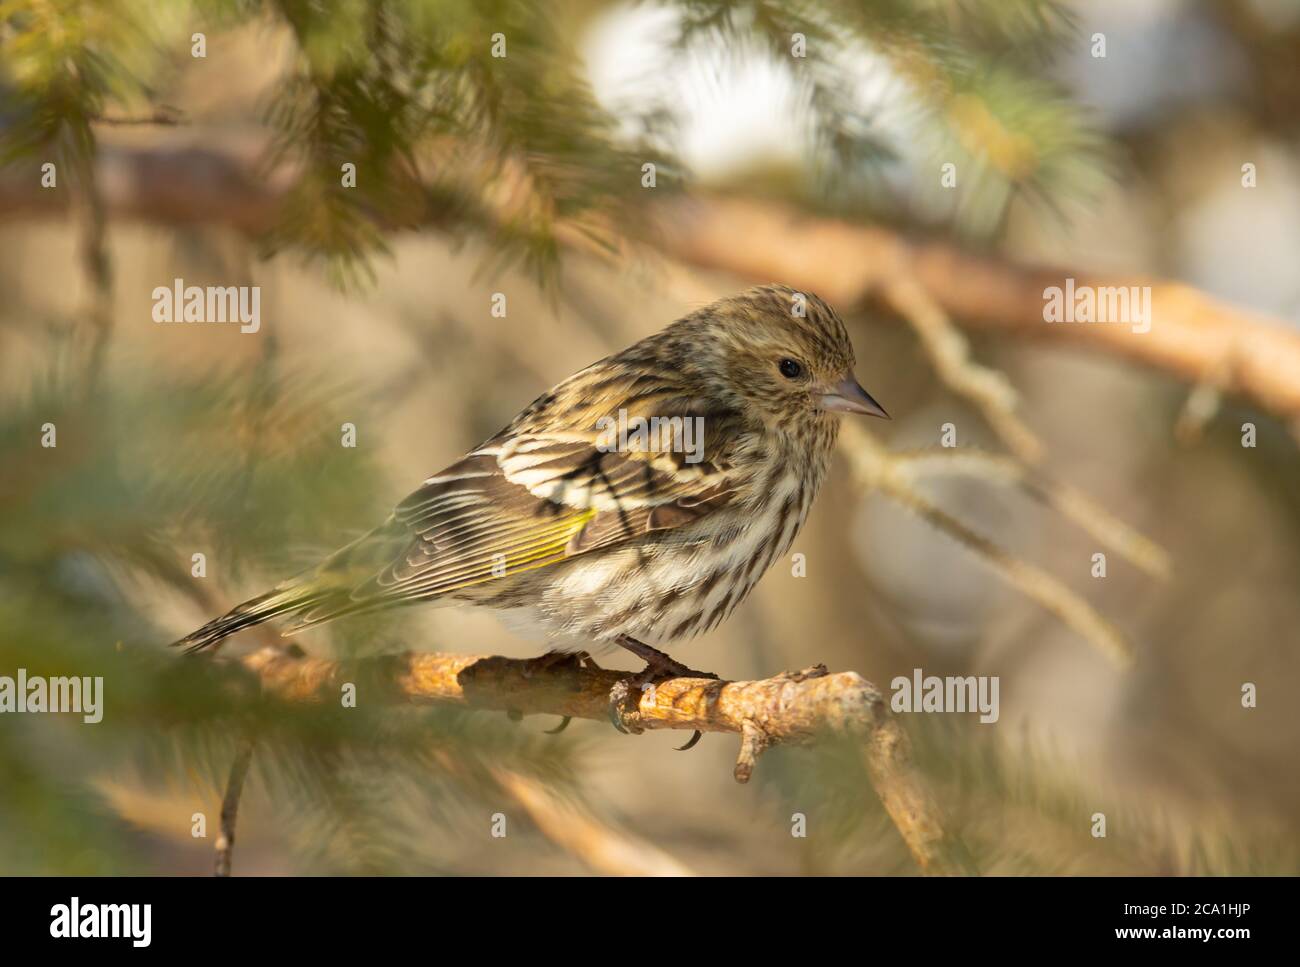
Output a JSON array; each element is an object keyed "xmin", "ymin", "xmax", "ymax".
[{"xmin": 816, "ymin": 374, "xmax": 890, "ymax": 419}]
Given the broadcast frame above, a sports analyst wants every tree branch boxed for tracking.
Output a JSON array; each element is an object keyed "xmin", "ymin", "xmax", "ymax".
[
  {"xmin": 240, "ymin": 646, "xmax": 975, "ymax": 875},
  {"xmin": 654, "ymin": 195, "xmax": 1300, "ymax": 435},
  {"xmin": 5, "ymin": 146, "xmax": 1296, "ymax": 431}
]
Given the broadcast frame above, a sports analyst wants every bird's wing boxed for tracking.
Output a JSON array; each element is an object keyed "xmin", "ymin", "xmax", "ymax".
[{"xmin": 284, "ymin": 406, "xmax": 747, "ymax": 629}]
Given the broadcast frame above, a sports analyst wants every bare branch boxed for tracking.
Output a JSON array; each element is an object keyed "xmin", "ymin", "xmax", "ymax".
[
  {"xmin": 238, "ymin": 646, "xmax": 974, "ymax": 875},
  {"xmin": 653, "ymin": 195, "xmax": 1300, "ymax": 435},
  {"xmin": 4, "ymin": 147, "xmax": 1296, "ymax": 433}
]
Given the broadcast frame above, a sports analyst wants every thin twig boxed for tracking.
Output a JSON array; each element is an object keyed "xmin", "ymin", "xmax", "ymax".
[
  {"xmin": 890, "ymin": 447, "xmax": 1171, "ymax": 578},
  {"xmin": 89, "ymin": 106, "xmax": 186, "ymax": 126},
  {"xmin": 214, "ymin": 735, "xmax": 255, "ymax": 877},
  {"xmin": 840, "ymin": 423, "xmax": 1134, "ymax": 666},
  {"xmin": 882, "ymin": 273, "xmax": 1044, "ymax": 464},
  {"xmin": 1174, "ymin": 355, "xmax": 1235, "ymax": 444},
  {"xmin": 71, "ymin": 139, "xmax": 112, "ymax": 387}
]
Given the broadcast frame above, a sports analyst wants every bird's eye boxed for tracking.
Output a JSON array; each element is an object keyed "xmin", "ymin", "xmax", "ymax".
[{"xmin": 778, "ymin": 358, "xmax": 803, "ymax": 379}]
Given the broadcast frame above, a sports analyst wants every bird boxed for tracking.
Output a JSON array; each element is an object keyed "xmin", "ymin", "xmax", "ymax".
[{"xmin": 174, "ymin": 283, "xmax": 889, "ymax": 740}]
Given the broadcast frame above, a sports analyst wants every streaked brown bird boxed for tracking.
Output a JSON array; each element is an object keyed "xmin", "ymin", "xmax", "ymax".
[{"xmin": 175, "ymin": 284, "xmax": 888, "ymax": 737}]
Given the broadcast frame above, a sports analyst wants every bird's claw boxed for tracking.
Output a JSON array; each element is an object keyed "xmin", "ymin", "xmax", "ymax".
[
  {"xmin": 675, "ymin": 730, "xmax": 704, "ymax": 751},
  {"xmin": 543, "ymin": 715, "xmax": 572, "ymax": 735},
  {"xmin": 605, "ymin": 661, "xmax": 718, "ymax": 750},
  {"xmin": 607, "ymin": 679, "xmax": 637, "ymax": 734}
]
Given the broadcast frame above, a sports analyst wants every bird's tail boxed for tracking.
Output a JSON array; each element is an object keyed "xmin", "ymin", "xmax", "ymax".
[
  {"xmin": 172, "ymin": 519, "xmax": 416, "ymax": 652},
  {"xmin": 172, "ymin": 581, "xmax": 329, "ymax": 653}
]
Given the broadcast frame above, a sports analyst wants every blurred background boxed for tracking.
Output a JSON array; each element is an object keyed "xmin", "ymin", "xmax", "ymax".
[{"xmin": 1, "ymin": 0, "xmax": 1298, "ymax": 875}]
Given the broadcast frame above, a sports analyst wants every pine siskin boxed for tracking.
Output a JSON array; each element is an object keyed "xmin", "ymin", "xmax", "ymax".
[{"xmin": 176, "ymin": 284, "xmax": 888, "ymax": 699}]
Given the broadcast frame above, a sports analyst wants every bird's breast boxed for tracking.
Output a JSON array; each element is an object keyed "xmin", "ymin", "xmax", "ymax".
[{"xmin": 487, "ymin": 467, "xmax": 816, "ymax": 646}]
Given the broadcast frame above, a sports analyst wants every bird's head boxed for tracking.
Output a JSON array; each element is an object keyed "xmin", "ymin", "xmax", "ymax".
[{"xmin": 677, "ymin": 283, "xmax": 889, "ymax": 429}]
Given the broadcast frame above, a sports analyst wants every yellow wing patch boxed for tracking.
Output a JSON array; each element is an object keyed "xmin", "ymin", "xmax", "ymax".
[{"xmin": 385, "ymin": 508, "xmax": 596, "ymax": 598}]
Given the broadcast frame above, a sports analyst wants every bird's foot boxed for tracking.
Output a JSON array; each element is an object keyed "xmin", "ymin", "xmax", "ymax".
[
  {"xmin": 606, "ymin": 643, "xmax": 720, "ymax": 750},
  {"xmin": 520, "ymin": 650, "xmax": 590, "ymax": 735},
  {"xmin": 610, "ymin": 635, "xmax": 719, "ymax": 681}
]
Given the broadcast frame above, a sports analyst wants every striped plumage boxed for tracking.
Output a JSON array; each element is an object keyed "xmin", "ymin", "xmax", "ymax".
[{"xmin": 175, "ymin": 284, "xmax": 887, "ymax": 655}]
